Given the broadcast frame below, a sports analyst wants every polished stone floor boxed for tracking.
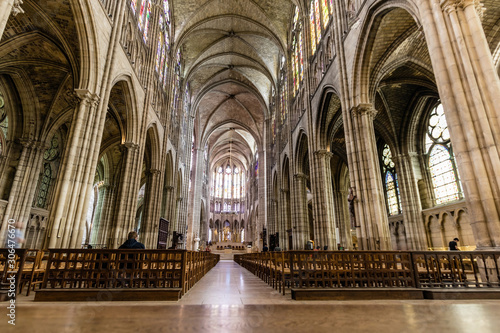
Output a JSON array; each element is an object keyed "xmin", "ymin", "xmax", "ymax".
[{"xmin": 2, "ymin": 260, "xmax": 500, "ymax": 332}]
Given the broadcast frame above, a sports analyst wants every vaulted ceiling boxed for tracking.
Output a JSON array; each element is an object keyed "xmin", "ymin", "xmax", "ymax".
[{"xmin": 172, "ymin": 0, "xmax": 295, "ymax": 171}]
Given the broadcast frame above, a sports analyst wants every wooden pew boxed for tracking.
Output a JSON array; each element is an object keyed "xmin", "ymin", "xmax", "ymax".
[{"xmin": 34, "ymin": 249, "xmax": 220, "ymax": 302}]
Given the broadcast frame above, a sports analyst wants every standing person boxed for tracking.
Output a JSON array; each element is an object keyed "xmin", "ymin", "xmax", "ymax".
[
  {"xmin": 119, "ymin": 231, "xmax": 145, "ymax": 249},
  {"xmin": 449, "ymin": 238, "xmax": 460, "ymax": 251}
]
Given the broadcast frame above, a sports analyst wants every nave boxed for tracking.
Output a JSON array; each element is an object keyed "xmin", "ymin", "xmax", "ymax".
[{"xmin": 4, "ymin": 260, "xmax": 500, "ymax": 333}]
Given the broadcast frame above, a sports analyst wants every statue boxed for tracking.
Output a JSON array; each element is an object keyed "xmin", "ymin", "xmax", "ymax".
[
  {"xmin": 348, "ymin": 187, "xmax": 357, "ymax": 229},
  {"xmin": 347, "ymin": 0, "xmax": 356, "ymax": 20}
]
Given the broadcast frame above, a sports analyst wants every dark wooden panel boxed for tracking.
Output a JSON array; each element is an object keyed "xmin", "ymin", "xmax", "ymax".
[
  {"xmin": 34, "ymin": 288, "xmax": 182, "ymax": 301},
  {"xmin": 291, "ymin": 288, "xmax": 424, "ymax": 300}
]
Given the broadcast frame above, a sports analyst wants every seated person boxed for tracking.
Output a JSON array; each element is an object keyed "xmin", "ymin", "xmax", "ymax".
[
  {"xmin": 119, "ymin": 231, "xmax": 145, "ymax": 249},
  {"xmin": 118, "ymin": 231, "xmax": 145, "ymax": 274}
]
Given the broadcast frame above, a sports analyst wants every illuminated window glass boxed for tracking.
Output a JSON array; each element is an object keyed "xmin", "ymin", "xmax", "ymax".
[
  {"xmin": 138, "ymin": 0, "xmax": 146, "ymax": 30},
  {"xmin": 314, "ymin": 0, "xmax": 321, "ymax": 44},
  {"xmin": 210, "ymin": 171, "xmax": 215, "ymax": 197},
  {"xmin": 156, "ymin": 30, "xmax": 162, "ymax": 73},
  {"xmin": 310, "ymin": 2, "xmax": 316, "ymax": 53},
  {"xmin": 131, "ymin": 0, "xmax": 139, "ymax": 14},
  {"xmin": 381, "ymin": 144, "xmax": 401, "ymax": 215},
  {"xmin": 299, "ymin": 31, "xmax": 304, "ymax": 81},
  {"xmin": 241, "ymin": 171, "xmax": 246, "ymax": 197},
  {"xmin": 234, "ymin": 168, "xmax": 240, "ymax": 199},
  {"xmin": 291, "ymin": 6, "xmax": 303, "ymax": 95},
  {"xmin": 216, "ymin": 167, "xmax": 223, "ymax": 197},
  {"xmin": 224, "ymin": 166, "xmax": 232, "ymax": 199},
  {"xmin": 143, "ymin": 1, "xmax": 151, "ymax": 42},
  {"xmin": 321, "ymin": 0, "xmax": 330, "ymax": 29},
  {"xmin": 385, "ymin": 171, "xmax": 400, "ymax": 215},
  {"xmin": 426, "ymin": 104, "xmax": 462, "ymax": 205}
]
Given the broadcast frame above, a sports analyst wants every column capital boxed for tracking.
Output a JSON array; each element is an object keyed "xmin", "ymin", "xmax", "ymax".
[
  {"xmin": 122, "ymin": 142, "xmax": 140, "ymax": 151},
  {"xmin": 148, "ymin": 168, "xmax": 161, "ymax": 175},
  {"xmin": 280, "ymin": 188, "xmax": 289, "ymax": 193},
  {"xmin": 293, "ymin": 173, "xmax": 308, "ymax": 181},
  {"xmin": 351, "ymin": 104, "xmax": 378, "ymax": 118},
  {"xmin": 313, "ymin": 149, "xmax": 334, "ymax": 159},
  {"xmin": 165, "ymin": 185, "xmax": 174, "ymax": 191},
  {"xmin": 74, "ymin": 89, "xmax": 100, "ymax": 107},
  {"xmin": 440, "ymin": 0, "xmax": 484, "ymax": 18},
  {"xmin": 12, "ymin": 0, "xmax": 25, "ymax": 16}
]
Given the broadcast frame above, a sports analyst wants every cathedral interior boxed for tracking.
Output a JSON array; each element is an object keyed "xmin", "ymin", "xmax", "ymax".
[{"xmin": 1, "ymin": 0, "xmax": 500, "ymax": 331}]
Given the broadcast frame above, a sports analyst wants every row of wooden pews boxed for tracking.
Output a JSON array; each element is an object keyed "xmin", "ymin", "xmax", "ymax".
[
  {"xmin": 235, "ymin": 251, "xmax": 500, "ymax": 300},
  {"xmin": 0, "ymin": 249, "xmax": 220, "ymax": 301}
]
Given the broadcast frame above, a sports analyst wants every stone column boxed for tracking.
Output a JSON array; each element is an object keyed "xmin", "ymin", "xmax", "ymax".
[
  {"xmin": 186, "ymin": 148, "xmax": 204, "ymax": 250},
  {"xmin": 95, "ymin": 183, "xmax": 116, "ymax": 245},
  {"xmin": 89, "ymin": 183, "xmax": 108, "ymax": 245},
  {"xmin": 0, "ymin": 140, "xmax": 45, "ymax": 246},
  {"xmin": 311, "ymin": 150, "xmax": 337, "ymax": 249},
  {"xmin": 280, "ymin": 188, "xmax": 291, "ymax": 249},
  {"xmin": 141, "ymin": 169, "xmax": 162, "ymax": 248},
  {"xmin": 349, "ymin": 104, "xmax": 392, "ymax": 250},
  {"xmin": 333, "ymin": 189, "xmax": 353, "ymax": 249},
  {"xmin": 162, "ymin": 186, "xmax": 174, "ymax": 221},
  {"xmin": 0, "ymin": 0, "xmax": 23, "ymax": 39},
  {"xmin": 418, "ymin": 0, "xmax": 500, "ymax": 248},
  {"xmin": 292, "ymin": 173, "xmax": 309, "ymax": 249},
  {"xmin": 45, "ymin": 91, "xmax": 100, "ymax": 248},
  {"xmin": 393, "ymin": 153, "xmax": 427, "ymax": 250},
  {"xmin": 174, "ymin": 197, "xmax": 184, "ymax": 248},
  {"xmin": 257, "ymin": 149, "xmax": 267, "ymax": 251}
]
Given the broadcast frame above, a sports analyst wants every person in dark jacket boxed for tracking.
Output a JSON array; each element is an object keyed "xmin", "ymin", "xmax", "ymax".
[
  {"xmin": 119, "ymin": 231, "xmax": 145, "ymax": 249},
  {"xmin": 449, "ymin": 238, "xmax": 460, "ymax": 251}
]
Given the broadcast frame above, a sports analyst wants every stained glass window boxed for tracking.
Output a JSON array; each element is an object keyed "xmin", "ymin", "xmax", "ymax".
[
  {"xmin": 280, "ymin": 54, "xmax": 288, "ymax": 124},
  {"xmin": 310, "ymin": 0, "xmax": 331, "ymax": 55},
  {"xmin": 322, "ymin": 0, "xmax": 330, "ymax": 29},
  {"xmin": 314, "ymin": 0, "xmax": 321, "ymax": 44},
  {"xmin": 299, "ymin": 31, "xmax": 304, "ymax": 82},
  {"xmin": 310, "ymin": 2, "xmax": 316, "ymax": 53},
  {"xmin": 138, "ymin": 1, "xmax": 146, "ymax": 30},
  {"xmin": 234, "ymin": 168, "xmax": 240, "ymax": 199},
  {"xmin": 426, "ymin": 104, "xmax": 462, "ymax": 205},
  {"xmin": 156, "ymin": 31, "xmax": 162, "ymax": 73},
  {"xmin": 211, "ymin": 171, "xmax": 215, "ymax": 196},
  {"xmin": 37, "ymin": 163, "xmax": 51, "ymax": 208},
  {"xmin": 131, "ymin": 0, "xmax": 139, "ymax": 14},
  {"xmin": 216, "ymin": 167, "xmax": 223, "ymax": 197},
  {"xmin": 44, "ymin": 134, "xmax": 60, "ymax": 161},
  {"xmin": 242, "ymin": 172, "xmax": 246, "ymax": 196},
  {"xmin": 381, "ymin": 144, "xmax": 401, "ymax": 215},
  {"xmin": 224, "ymin": 166, "xmax": 231, "ymax": 199},
  {"xmin": 291, "ymin": 6, "xmax": 303, "ymax": 95},
  {"xmin": 271, "ymin": 112, "xmax": 276, "ymax": 141}
]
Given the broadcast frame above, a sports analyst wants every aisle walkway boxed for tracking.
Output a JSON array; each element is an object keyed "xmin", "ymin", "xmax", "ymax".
[
  {"xmin": 4, "ymin": 260, "xmax": 500, "ymax": 333},
  {"xmin": 179, "ymin": 260, "xmax": 291, "ymax": 305}
]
